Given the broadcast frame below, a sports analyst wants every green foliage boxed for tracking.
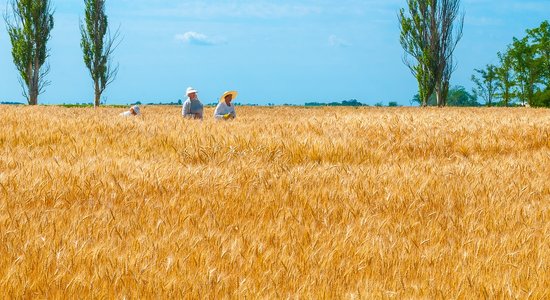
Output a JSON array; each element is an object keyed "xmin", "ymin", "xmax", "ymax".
[
  {"xmin": 473, "ymin": 20, "xmax": 550, "ymax": 107},
  {"xmin": 411, "ymin": 86, "xmax": 479, "ymax": 107},
  {"xmin": 305, "ymin": 99, "xmax": 366, "ymax": 107},
  {"xmin": 509, "ymin": 37, "xmax": 543, "ymax": 106},
  {"xmin": 5, "ymin": 0, "xmax": 54, "ymax": 105},
  {"xmin": 527, "ymin": 21, "xmax": 550, "ymax": 83},
  {"xmin": 471, "ymin": 64, "xmax": 497, "ymax": 106},
  {"xmin": 399, "ymin": 1, "xmax": 436, "ymax": 106},
  {"xmin": 532, "ymin": 87, "xmax": 550, "ymax": 107},
  {"xmin": 495, "ymin": 51, "xmax": 515, "ymax": 106},
  {"xmin": 80, "ymin": 0, "xmax": 119, "ymax": 107},
  {"xmin": 399, "ymin": 0, "xmax": 463, "ymax": 107},
  {"xmin": 446, "ymin": 86, "xmax": 480, "ymax": 107}
]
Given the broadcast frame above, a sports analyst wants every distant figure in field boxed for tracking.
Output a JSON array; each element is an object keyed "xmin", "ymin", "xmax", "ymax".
[
  {"xmin": 214, "ymin": 91, "xmax": 237, "ymax": 120},
  {"xmin": 182, "ymin": 87, "xmax": 204, "ymax": 120},
  {"xmin": 120, "ymin": 105, "xmax": 141, "ymax": 117}
]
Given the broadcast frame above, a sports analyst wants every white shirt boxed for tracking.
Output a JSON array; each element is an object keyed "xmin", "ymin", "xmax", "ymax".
[
  {"xmin": 213, "ymin": 102, "xmax": 236, "ymax": 120},
  {"xmin": 120, "ymin": 111, "xmax": 133, "ymax": 117}
]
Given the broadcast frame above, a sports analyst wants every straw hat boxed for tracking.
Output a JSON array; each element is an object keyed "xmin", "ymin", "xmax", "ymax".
[
  {"xmin": 220, "ymin": 91, "xmax": 238, "ymax": 103},
  {"xmin": 186, "ymin": 87, "xmax": 198, "ymax": 95}
]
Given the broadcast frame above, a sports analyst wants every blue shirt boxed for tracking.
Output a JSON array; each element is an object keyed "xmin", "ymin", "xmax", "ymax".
[{"xmin": 182, "ymin": 97, "xmax": 204, "ymax": 119}]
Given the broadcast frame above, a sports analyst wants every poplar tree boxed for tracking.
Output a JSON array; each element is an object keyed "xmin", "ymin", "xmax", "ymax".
[
  {"xmin": 80, "ymin": 0, "xmax": 120, "ymax": 107},
  {"xmin": 5, "ymin": 0, "xmax": 54, "ymax": 105},
  {"xmin": 399, "ymin": 0, "xmax": 464, "ymax": 107}
]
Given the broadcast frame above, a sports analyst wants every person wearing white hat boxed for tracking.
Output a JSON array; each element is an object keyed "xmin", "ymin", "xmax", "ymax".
[
  {"xmin": 214, "ymin": 91, "xmax": 238, "ymax": 120},
  {"xmin": 120, "ymin": 105, "xmax": 141, "ymax": 117},
  {"xmin": 182, "ymin": 87, "xmax": 204, "ymax": 120}
]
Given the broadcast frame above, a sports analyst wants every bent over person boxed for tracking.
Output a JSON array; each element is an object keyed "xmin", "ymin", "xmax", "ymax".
[
  {"xmin": 182, "ymin": 87, "xmax": 204, "ymax": 120},
  {"xmin": 214, "ymin": 91, "xmax": 237, "ymax": 120},
  {"xmin": 120, "ymin": 105, "xmax": 141, "ymax": 117}
]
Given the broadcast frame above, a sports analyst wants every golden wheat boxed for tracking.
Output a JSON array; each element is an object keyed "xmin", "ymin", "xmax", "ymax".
[{"xmin": 0, "ymin": 105, "xmax": 548, "ymax": 298}]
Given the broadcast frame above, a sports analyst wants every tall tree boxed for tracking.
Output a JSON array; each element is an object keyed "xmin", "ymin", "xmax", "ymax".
[
  {"xmin": 527, "ymin": 20, "xmax": 550, "ymax": 84},
  {"xmin": 433, "ymin": 0, "xmax": 464, "ymax": 107},
  {"xmin": 5, "ymin": 0, "xmax": 54, "ymax": 105},
  {"xmin": 80, "ymin": 0, "xmax": 120, "ymax": 107},
  {"xmin": 399, "ymin": 0, "xmax": 464, "ymax": 107},
  {"xmin": 399, "ymin": 0, "xmax": 435, "ymax": 107},
  {"xmin": 508, "ymin": 37, "xmax": 542, "ymax": 106},
  {"xmin": 471, "ymin": 64, "xmax": 498, "ymax": 106},
  {"xmin": 495, "ymin": 51, "xmax": 514, "ymax": 107},
  {"xmin": 526, "ymin": 20, "xmax": 550, "ymax": 100}
]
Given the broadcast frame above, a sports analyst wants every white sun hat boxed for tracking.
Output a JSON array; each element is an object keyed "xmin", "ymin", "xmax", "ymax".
[
  {"xmin": 219, "ymin": 91, "xmax": 238, "ymax": 103},
  {"xmin": 132, "ymin": 105, "xmax": 141, "ymax": 115},
  {"xmin": 186, "ymin": 87, "xmax": 198, "ymax": 95}
]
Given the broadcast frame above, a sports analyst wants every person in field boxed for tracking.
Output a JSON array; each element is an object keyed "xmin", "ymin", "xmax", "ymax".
[
  {"xmin": 182, "ymin": 87, "xmax": 204, "ymax": 120},
  {"xmin": 214, "ymin": 91, "xmax": 237, "ymax": 120},
  {"xmin": 120, "ymin": 105, "xmax": 141, "ymax": 117}
]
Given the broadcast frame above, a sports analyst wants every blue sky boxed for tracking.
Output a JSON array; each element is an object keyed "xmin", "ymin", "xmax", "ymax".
[{"xmin": 0, "ymin": 0, "xmax": 548, "ymax": 105}]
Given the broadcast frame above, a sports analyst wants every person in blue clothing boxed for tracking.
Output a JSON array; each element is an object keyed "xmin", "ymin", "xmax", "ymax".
[{"xmin": 182, "ymin": 87, "xmax": 204, "ymax": 120}]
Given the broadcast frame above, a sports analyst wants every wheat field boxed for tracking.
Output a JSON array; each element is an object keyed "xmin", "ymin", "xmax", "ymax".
[{"xmin": 0, "ymin": 105, "xmax": 548, "ymax": 298}]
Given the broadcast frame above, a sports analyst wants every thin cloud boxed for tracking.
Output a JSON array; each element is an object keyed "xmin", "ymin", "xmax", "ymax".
[
  {"xmin": 329, "ymin": 35, "xmax": 351, "ymax": 48},
  {"xmin": 175, "ymin": 31, "xmax": 225, "ymax": 46}
]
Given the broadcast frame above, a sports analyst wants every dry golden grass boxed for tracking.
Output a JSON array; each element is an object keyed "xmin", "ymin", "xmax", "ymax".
[{"xmin": 0, "ymin": 105, "xmax": 549, "ymax": 298}]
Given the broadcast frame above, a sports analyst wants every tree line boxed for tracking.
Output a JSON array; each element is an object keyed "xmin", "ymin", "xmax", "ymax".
[
  {"xmin": 305, "ymin": 100, "xmax": 366, "ymax": 107},
  {"xmin": 3, "ymin": 0, "xmax": 118, "ymax": 106},
  {"xmin": 471, "ymin": 21, "xmax": 550, "ymax": 107}
]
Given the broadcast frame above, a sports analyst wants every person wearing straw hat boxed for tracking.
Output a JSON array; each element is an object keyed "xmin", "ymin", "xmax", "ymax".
[
  {"xmin": 120, "ymin": 105, "xmax": 141, "ymax": 117},
  {"xmin": 182, "ymin": 87, "xmax": 204, "ymax": 120},
  {"xmin": 214, "ymin": 91, "xmax": 238, "ymax": 120}
]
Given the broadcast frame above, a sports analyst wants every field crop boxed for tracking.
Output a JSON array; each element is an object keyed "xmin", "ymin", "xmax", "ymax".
[{"xmin": 0, "ymin": 105, "xmax": 549, "ymax": 298}]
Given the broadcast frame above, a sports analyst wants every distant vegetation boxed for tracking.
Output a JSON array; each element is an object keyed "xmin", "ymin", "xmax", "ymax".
[
  {"xmin": 0, "ymin": 101, "xmax": 25, "ymax": 105},
  {"xmin": 305, "ymin": 99, "xmax": 366, "ymax": 107}
]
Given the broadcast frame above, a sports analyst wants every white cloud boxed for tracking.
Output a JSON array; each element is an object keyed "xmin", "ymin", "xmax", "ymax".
[
  {"xmin": 175, "ymin": 31, "xmax": 225, "ymax": 46},
  {"xmin": 329, "ymin": 35, "xmax": 351, "ymax": 48}
]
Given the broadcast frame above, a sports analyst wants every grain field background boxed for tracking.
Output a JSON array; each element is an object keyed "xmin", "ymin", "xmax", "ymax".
[{"xmin": 0, "ymin": 106, "xmax": 549, "ymax": 298}]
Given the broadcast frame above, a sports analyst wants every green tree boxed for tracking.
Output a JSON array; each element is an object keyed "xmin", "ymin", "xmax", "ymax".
[
  {"xmin": 495, "ymin": 51, "xmax": 515, "ymax": 107},
  {"xmin": 446, "ymin": 86, "xmax": 479, "ymax": 106},
  {"xmin": 533, "ymin": 87, "xmax": 550, "ymax": 107},
  {"xmin": 399, "ymin": 0, "xmax": 464, "ymax": 107},
  {"xmin": 471, "ymin": 64, "xmax": 498, "ymax": 106},
  {"xmin": 399, "ymin": 0, "xmax": 435, "ymax": 107},
  {"xmin": 80, "ymin": 0, "xmax": 120, "ymax": 107},
  {"xmin": 5, "ymin": 0, "xmax": 54, "ymax": 105},
  {"xmin": 476, "ymin": 21, "xmax": 550, "ymax": 107},
  {"xmin": 527, "ymin": 20, "xmax": 550, "ymax": 84},
  {"xmin": 508, "ymin": 37, "xmax": 543, "ymax": 106},
  {"xmin": 433, "ymin": 0, "xmax": 464, "ymax": 107}
]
